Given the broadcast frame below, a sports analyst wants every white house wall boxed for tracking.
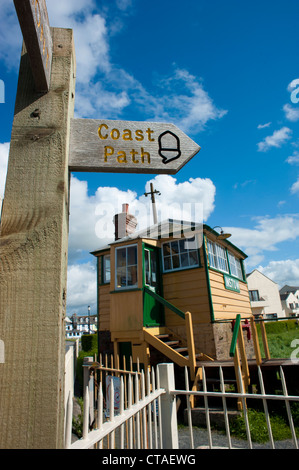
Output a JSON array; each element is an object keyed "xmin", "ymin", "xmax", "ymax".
[{"xmin": 247, "ymin": 270, "xmax": 285, "ymax": 318}]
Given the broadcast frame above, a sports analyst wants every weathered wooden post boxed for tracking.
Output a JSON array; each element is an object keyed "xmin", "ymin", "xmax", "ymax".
[{"xmin": 0, "ymin": 5, "xmax": 76, "ymax": 447}]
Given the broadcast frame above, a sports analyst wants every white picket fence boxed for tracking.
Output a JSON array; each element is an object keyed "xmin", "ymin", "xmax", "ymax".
[
  {"xmin": 65, "ymin": 360, "xmax": 299, "ymax": 450},
  {"xmin": 66, "ymin": 362, "xmax": 175, "ymax": 449}
]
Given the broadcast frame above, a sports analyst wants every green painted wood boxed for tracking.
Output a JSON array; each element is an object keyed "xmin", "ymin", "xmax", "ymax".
[{"xmin": 230, "ymin": 314, "xmax": 241, "ymax": 357}]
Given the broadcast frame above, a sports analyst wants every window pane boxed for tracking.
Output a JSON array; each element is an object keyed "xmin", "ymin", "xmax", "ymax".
[
  {"xmin": 249, "ymin": 290, "xmax": 259, "ymax": 302},
  {"xmin": 228, "ymin": 252, "xmax": 243, "ymax": 279},
  {"xmin": 164, "ymin": 256, "xmax": 172, "ymax": 271},
  {"xmin": 180, "ymin": 252, "xmax": 189, "ymax": 267},
  {"xmin": 116, "ymin": 248, "xmax": 126, "ymax": 267},
  {"xmin": 116, "ymin": 267, "xmax": 127, "ymax": 288},
  {"xmin": 116, "ymin": 245, "xmax": 138, "ymax": 289},
  {"xmin": 171, "ymin": 241, "xmax": 179, "ymax": 255},
  {"xmin": 207, "ymin": 241, "xmax": 217, "ymax": 268},
  {"xmin": 150, "ymin": 253, "xmax": 157, "ymax": 287},
  {"xmin": 215, "ymin": 244, "xmax": 229, "ymax": 273},
  {"xmin": 103, "ymin": 255, "xmax": 111, "ymax": 283},
  {"xmin": 127, "ymin": 246, "xmax": 137, "ymax": 266},
  {"xmin": 163, "ymin": 242, "xmax": 171, "ymax": 257},
  {"xmin": 127, "ymin": 265, "xmax": 137, "ymax": 286},
  {"xmin": 172, "ymin": 254, "xmax": 180, "ymax": 269},
  {"xmin": 144, "ymin": 250, "xmax": 150, "ymax": 285},
  {"xmin": 189, "ymin": 250, "xmax": 199, "ymax": 266},
  {"xmin": 162, "ymin": 238, "xmax": 199, "ymax": 272},
  {"xmin": 179, "ymin": 239, "xmax": 187, "ymax": 253}
]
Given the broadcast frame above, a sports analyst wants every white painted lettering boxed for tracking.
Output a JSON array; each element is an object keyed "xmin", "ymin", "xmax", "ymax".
[{"xmin": 0, "ymin": 80, "xmax": 4, "ymax": 104}]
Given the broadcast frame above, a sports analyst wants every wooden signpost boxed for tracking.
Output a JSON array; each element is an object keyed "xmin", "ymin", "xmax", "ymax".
[
  {"xmin": 13, "ymin": 0, "xmax": 53, "ymax": 92},
  {"xmin": 70, "ymin": 119, "xmax": 200, "ymax": 174},
  {"xmin": 0, "ymin": 1, "xmax": 76, "ymax": 449},
  {"xmin": 0, "ymin": 0, "xmax": 200, "ymax": 450}
]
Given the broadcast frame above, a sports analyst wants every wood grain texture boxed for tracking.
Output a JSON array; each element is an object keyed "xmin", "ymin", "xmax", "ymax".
[
  {"xmin": 0, "ymin": 28, "xmax": 76, "ymax": 449},
  {"xmin": 69, "ymin": 118, "xmax": 201, "ymax": 174},
  {"xmin": 14, "ymin": 0, "xmax": 53, "ymax": 92}
]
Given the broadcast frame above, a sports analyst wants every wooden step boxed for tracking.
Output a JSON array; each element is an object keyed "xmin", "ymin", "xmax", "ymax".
[
  {"xmin": 173, "ymin": 347, "xmax": 188, "ymax": 354},
  {"xmin": 164, "ymin": 340, "xmax": 180, "ymax": 347},
  {"xmin": 156, "ymin": 334, "xmax": 170, "ymax": 340}
]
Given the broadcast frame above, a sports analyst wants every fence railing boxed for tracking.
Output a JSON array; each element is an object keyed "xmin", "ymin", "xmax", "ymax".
[
  {"xmin": 66, "ymin": 361, "xmax": 178, "ymax": 449},
  {"xmin": 66, "ymin": 359, "xmax": 299, "ymax": 450}
]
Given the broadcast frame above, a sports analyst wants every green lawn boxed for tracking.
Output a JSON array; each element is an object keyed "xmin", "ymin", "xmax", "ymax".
[{"xmin": 256, "ymin": 319, "xmax": 299, "ymax": 359}]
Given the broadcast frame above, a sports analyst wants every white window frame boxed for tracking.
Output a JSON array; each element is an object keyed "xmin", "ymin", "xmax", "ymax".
[
  {"xmin": 207, "ymin": 240, "xmax": 229, "ymax": 273},
  {"xmin": 102, "ymin": 254, "xmax": 111, "ymax": 284},
  {"xmin": 162, "ymin": 237, "xmax": 199, "ymax": 273},
  {"xmin": 207, "ymin": 240, "xmax": 244, "ymax": 280},
  {"xmin": 228, "ymin": 252, "xmax": 243, "ymax": 280},
  {"xmin": 115, "ymin": 244, "xmax": 138, "ymax": 290}
]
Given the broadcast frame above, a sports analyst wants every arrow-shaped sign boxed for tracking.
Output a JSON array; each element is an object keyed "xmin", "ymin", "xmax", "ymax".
[
  {"xmin": 69, "ymin": 119, "xmax": 200, "ymax": 174},
  {"xmin": 14, "ymin": 0, "xmax": 53, "ymax": 92}
]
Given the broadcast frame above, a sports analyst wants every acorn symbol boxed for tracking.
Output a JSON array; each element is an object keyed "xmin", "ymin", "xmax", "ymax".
[{"xmin": 158, "ymin": 131, "xmax": 181, "ymax": 164}]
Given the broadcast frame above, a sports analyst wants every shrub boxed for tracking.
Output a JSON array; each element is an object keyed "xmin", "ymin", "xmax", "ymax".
[
  {"xmin": 81, "ymin": 333, "xmax": 98, "ymax": 352},
  {"xmin": 230, "ymin": 408, "xmax": 295, "ymax": 443},
  {"xmin": 76, "ymin": 334, "xmax": 98, "ymax": 390}
]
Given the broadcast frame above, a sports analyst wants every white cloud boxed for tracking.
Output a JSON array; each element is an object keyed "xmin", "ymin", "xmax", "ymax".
[
  {"xmin": 0, "ymin": 142, "xmax": 9, "ymax": 198},
  {"xmin": 283, "ymin": 103, "xmax": 299, "ymax": 122},
  {"xmin": 147, "ymin": 68, "xmax": 227, "ymax": 134},
  {"xmin": 66, "ymin": 261, "xmax": 97, "ymax": 315},
  {"xmin": 286, "ymin": 151, "xmax": 299, "ymax": 165},
  {"xmin": 257, "ymin": 122, "xmax": 271, "ymax": 129},
  {"xmin": 290, "ymin": 177, "xmax": 299, "ymax": 195},
  {"xmin": 116, "ymin": 0, "xmax": 133, "ymax": 11},
  {"xmin": 224, "ymin": 214, "xmax": 299, "ymax": 267},
  {"xmin": 257, "ymin": 127, "xmax": 292, "ymax": 152},
  {"xmin": 257, "ymin": 259, "xmax": 299, "ymax": 289}
]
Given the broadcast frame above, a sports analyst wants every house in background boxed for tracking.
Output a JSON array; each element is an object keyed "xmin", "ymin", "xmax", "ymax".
[
  {"xmin": 65, "ymin": 313, "xmax": 97, "ymax": 339},
  {"xmin": 92, "ymin": 204, "xmax": 254, "ymax": 376},
  {"xmin": 246, "ymin": 270, "xmax": 285, "ymax": 319},
  {"xmin": 279, "ymin": 285, "xmax": 299, "ymax": 317},
  {"xmin": 280, "ymin": 285, "xmax": 299, "ymax": 300}
]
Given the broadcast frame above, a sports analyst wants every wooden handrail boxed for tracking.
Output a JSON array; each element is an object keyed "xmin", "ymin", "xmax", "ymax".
[
  {"xmin": 259, "ymin": 319, "xmax": 271, "ymax": 360},
  {"xmin": 229, "ymin": 314, "xmax": 250, "ymax": 410},
  {"xmin": 143, "ymin": 288, "xmax": 196, "ymax": 383},
  {"xmin": 185, "ymin": 311, "xmax": 196, "ymax": 381},
  {"xmin": 143, "ymin": 286, "xmax": 185, "ymax": 319},
  {"xmin": 250, "ymin": 316, "xmax": 262, "ymax": 365}
]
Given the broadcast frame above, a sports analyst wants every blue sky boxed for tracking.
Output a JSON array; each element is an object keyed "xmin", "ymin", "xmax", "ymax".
[{"xmin": 0, "ymin": 0, "xmax": 299, "ymax": 315}]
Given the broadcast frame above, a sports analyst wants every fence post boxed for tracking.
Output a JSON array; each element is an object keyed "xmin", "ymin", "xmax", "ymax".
[
  {"xmin": 157, "ymin": 363, "xmax": 179, "ymax": 449},
  {"xmin": 83, "ymin": 356, "xmax": 94, "ymax": 427}
]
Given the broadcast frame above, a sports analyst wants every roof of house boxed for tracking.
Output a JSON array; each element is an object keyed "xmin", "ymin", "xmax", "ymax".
[
  {"xmin": 279, "ymin": 285, "xmax": 299, "ymax": 295},
  {"xmin": 280, "ymin": 292, "xmax": 296, "ymax": 301},
  {"xmin": 91, "ymin": 220, "xmax": 248, "ymax": 259}
]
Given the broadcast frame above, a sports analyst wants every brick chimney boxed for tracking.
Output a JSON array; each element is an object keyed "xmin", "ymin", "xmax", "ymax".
[{"xmin": 113, "ymin": 203, "xmax": 137, "ymax": 240}]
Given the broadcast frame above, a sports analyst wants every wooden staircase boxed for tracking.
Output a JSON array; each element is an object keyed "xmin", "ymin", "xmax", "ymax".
[{"xmin": 143, "ymin": 326, "xmax": 214, "ymax": 381}]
